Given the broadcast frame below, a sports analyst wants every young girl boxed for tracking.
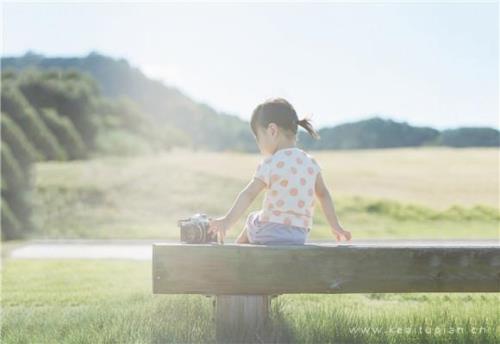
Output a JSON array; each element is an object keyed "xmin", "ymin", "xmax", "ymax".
[{"xmin": 208, "ymin": 98, "xmax": 351, "ymax": 245}]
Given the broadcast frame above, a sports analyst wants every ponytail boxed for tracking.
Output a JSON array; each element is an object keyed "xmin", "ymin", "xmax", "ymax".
[
  {"xmin": 297, "ymin": 117, "xmax": 321, "ymax": 140},
  {"xmin": 250, "ymin": 98, "xmax": 321, "ymax": 140}
]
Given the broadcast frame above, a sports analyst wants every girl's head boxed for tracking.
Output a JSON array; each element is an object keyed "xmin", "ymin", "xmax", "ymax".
[{"xmin": 250, "ymin": 98, "xmax": 320, "ymax": 155}]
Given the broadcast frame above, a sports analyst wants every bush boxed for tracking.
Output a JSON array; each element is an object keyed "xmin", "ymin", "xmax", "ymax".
[
  {"xmin": 1, "ymin": 196, "xmax": 23, "ymax": 240},
  {"xmin": 1, "ymin": 143, "xmax": 35, "ymax": 240},
  {"xmin": 2, "ymin": 84, "xmax": 67, "ymax": 161},
  {"xmin": 17, "ymin": 67, "xmax": 100, "ymax": 149},
  {"xmin": 1, "ymin": 112, "xmax": 41, "ymax": 168},
  {"xmin": 94, "ymin": 129, "xmax": 154, "ymax": 156},
  {"xmin": 39, "ymin": 107, "xmax": 87, "ymax": 160},
  {"xmin": 1, "ymin": 142, "xmax": 24, "ymax": 190}
]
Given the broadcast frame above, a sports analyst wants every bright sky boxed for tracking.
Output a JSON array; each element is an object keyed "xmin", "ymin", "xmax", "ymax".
[{"xmin": 2, "ymin": 1, "xmax": 498, "ymax": 130}]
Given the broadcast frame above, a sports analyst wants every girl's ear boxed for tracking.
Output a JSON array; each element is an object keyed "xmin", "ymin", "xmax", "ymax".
[{"xmin": 267, "ymin": 122, "xmax": 279, "ymax": 137}]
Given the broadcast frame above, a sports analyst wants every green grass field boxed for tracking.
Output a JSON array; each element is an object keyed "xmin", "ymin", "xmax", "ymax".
[
  {"xmin": 30, "ymin": 147, "xmax": 499, "ymax": 240},
  {"xmin": 2, "ymin": 259, "xmax": 498, "ymax": 343},
  {"xmin": 2, "ymin": 147, "xmax": 499, "ymax": 343}
]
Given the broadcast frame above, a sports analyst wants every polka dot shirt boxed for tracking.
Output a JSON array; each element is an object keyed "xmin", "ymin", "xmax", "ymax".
[{"xmin": 253, "ymin": 147, "xmax": 322, "ymax": 231}]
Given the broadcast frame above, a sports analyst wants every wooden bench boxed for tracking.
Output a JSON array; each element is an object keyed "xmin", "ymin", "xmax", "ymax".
[{"xmin": 152, "ymin": 243, "xmax": 500, "ymax": 342}]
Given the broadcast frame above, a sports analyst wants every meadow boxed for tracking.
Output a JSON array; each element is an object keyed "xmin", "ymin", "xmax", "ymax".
[
  {"xmin": 29, "ymin": 147, "xmax": 499, "ymax": 240},
  {"xmin": 2, "ymin": 147, "xmax": 499, "ymax": 343}
]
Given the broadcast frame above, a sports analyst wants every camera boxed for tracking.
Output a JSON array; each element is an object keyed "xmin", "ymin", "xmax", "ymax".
[{"xmin": 178, "ymin": 213, "xmax": 218, "ymax": 244}]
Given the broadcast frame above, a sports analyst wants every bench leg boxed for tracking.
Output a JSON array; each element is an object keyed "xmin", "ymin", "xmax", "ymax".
[{"xmin": 215, "ymin": 294, "xmax": 270, "ymax": 343}]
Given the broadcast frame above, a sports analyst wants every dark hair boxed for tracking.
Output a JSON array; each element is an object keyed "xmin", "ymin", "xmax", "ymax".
[{"xmin": 250, "ymin": 98, "xmax": 320, "ymax": 140}]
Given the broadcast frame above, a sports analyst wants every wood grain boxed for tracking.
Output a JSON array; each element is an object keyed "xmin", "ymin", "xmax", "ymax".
[{"xmin": 152, "ymin": 243, "xmax": 500, "ymax": 294}]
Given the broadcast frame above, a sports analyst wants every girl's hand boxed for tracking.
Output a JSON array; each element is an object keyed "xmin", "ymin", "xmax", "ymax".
[
  {"xmin": 208, "ymin": 216, "xmax": 230, "ymax": 244},
  {"xmin": 332, "ymin": 225, "xmax": 352, "ymax": 242}
]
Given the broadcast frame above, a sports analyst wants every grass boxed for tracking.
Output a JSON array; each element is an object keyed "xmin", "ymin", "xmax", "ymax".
[
  {"xmin": 1, "ymin": 259, "xmax": 499, "ymax": 343},
  {"xmin": 2, "ymin": 147, "xmax": 499, "ymax": 343},
  {"xmin": 29, "ymin": 147, "xmax": 499, "ymax": 240}
]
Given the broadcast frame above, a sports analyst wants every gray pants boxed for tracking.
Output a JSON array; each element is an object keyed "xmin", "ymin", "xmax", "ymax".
[{"xmin": 244, "ymin": 210, "xmax": 309, "ymax": 245}]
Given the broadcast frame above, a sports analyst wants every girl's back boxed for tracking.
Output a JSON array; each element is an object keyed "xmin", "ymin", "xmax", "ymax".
[{"xmin": 254, "ymin": 146, "xmax": 321, "ymax": 231}]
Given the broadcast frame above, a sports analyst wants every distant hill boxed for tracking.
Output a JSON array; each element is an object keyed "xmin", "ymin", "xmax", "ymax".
[
  {"xmin": 2, "ymin": 51, "xmax": 256, "ymax": 152},
  {"xmin": 3, "ymin": 51, "xmax": 499, "ymax": 150},
  {"xmin": 298, "ymin": 117, "xmax": 499, "ymax": 149}
]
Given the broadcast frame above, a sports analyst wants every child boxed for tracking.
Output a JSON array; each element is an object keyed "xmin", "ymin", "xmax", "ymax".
[{"xmin": 208, "ymin": 98, "xmax": 351, "ymax": 245}]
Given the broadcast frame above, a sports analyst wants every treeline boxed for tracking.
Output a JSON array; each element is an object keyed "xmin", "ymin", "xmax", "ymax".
[
  {"xmin": 298, "ymin": 117, "xmax": 500, "ymax": 149},
  {"xmin": 1, "ymin": 67, "xmax": 183, "ymax": 240},
  {"xmin": 2, "ymin": 51, "xmax": 499, "ymax": 152}
]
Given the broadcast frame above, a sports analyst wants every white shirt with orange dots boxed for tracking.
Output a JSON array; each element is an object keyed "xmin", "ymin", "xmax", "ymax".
[{"xmin": 252, "ymin": 147, "xmax": 322, "ymax": 231}]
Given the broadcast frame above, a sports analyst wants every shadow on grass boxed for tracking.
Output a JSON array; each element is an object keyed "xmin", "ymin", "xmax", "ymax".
[{"xmin": 267, "ymin": 296, "xmax": 297, "ymax": 343}]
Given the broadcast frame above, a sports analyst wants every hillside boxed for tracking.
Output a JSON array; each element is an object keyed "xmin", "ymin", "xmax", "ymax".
[
  {"xmin": 2, "ymin": 51, "xmax": 256, "ymax": 152},
  {"xmin": 2, "ymin": 51, "xmax": 498, "ymax": 150}
]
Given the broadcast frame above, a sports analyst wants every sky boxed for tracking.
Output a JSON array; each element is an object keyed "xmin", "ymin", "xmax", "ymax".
[{"xmin": 2, "ymin": 1, "xmax": 498, "ymax": 130}]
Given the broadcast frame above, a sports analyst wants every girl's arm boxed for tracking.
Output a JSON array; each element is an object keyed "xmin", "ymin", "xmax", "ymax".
[
  {"xmin": 208, "ymin": 177, "xmax": 266, "ymax": 235},
  {"xmin": 224, "ymin": 178, "xmax": 265, "ymax": 229},
  {"xmin": 314, "ymin": 172, "xmax": 352, "ymax": 241}
]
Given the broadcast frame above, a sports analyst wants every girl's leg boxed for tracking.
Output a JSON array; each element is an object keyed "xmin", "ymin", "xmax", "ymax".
[{"xmin": 235, "ymin": 227, "xmax": 250, "ymax": 244}]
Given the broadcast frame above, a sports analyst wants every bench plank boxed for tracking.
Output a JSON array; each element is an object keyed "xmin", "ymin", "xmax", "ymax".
[{"xmin": 152, "ymin": 243, "xmax": 500, "ymax": 294}]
